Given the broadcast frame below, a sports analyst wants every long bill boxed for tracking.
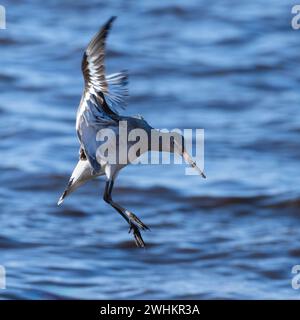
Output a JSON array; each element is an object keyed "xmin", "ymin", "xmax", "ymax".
[{"xmin": 182, "ymin": 150, "xmax": 206, "ymax": 179}]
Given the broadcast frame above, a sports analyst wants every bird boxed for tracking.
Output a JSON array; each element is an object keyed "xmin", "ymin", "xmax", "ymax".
[{"xmin": 58, "ymin": 16, "xmax": 206, "ymax": 247}]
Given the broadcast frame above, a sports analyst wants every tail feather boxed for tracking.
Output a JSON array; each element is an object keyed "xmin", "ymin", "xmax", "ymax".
[
  {"xmin": 57, "ymin": 159, "xmax": 103, "ymax": 206},
  {"xmin": 57, "ymin": 178, "xmax": 74, "ymax": 205}
]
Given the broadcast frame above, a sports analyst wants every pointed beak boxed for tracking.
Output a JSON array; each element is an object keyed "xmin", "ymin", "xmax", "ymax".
[{"xmin": 182, "ymin": 150, "xmax": 206, "ymax": 178}]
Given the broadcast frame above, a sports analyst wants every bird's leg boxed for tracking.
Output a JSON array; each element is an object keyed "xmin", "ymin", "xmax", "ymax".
[
  {"xmin": 104, "ymin": 180, "xmax": 149, "ymax": 230},
  {"xmin": 103, "ymin": 180, "xmax": 149, "ymax": 247},
  {"xmin": 79, "ymin": 147, "xmax": 87, "ymax": 160}
]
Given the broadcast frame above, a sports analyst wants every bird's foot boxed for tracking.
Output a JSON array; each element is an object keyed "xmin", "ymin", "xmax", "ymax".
[
  {"xmin": 128, "ymin": 223, "xmax": 146, "ymax": 248},
  {"xmin": 126, "ymin": 211, "xmax": 150, "ymax": 231},
  {"xmin": 126, "ymin": 211, "xmax": 149, "ymax": 248}
]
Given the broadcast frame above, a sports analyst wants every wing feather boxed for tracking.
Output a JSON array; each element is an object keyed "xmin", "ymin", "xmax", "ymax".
[
  {"xmin": 81, "ymin": 16, "xmax": 128, "ymax": 114},
  {"xmin": 76, "ymin": 17, "xmax": 129, "ymax": 173}
]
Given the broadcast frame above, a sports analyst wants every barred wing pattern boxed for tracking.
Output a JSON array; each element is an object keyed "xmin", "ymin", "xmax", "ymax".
[{"xmin": 76, "ymin": 17, "xmax": 128, "ymax": 173}]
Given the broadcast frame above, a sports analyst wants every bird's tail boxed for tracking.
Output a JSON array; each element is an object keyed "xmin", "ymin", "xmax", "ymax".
[
  {"xmin": 57, "ymin": 159, "xmax": 95, "ymax": 205},
  {"xmin": 57, "ymin": 177, "xmax": 75, "ymax": 205}
]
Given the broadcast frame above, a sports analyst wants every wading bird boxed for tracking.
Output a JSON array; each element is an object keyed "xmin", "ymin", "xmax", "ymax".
[{"xmin": 58, "ymin": 16, "xmax": 205, "ymax": 247}]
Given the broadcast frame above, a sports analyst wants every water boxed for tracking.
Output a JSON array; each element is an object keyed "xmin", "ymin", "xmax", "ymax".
[{"xmin": 0, "ymin": 0, "xmax": 300, "ymax": 299}]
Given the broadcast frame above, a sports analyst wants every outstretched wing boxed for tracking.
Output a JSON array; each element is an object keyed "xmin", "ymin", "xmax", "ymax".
[
  {"xmin": 81, "ymin": 16, "xmax": 128, "ymax": 115},
  {"xmin": 76, "ymin": 16, "xmax": 127, "ymax": 173}
]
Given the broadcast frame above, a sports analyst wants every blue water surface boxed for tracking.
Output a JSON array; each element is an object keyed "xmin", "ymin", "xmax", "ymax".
[{"xmin": 0, "ymin": 0, "xmax": 300, "ymax": 299}]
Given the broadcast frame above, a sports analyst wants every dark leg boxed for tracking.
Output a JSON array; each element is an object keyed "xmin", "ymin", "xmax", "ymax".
[{"xmin": 103, "ymin": 180, "xmax": 149, "ymax": 247}]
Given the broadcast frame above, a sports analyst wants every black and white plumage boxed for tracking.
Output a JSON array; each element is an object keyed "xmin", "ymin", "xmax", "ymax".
[{"xmin": 58, "ymin": 17, "xmax": 206, "ymax": 247}]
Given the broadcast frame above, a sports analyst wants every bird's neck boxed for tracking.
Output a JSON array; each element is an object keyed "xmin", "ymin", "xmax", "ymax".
[{"xmin": 149, "ymin": 130, "xmax": 172, "ymax": 153}]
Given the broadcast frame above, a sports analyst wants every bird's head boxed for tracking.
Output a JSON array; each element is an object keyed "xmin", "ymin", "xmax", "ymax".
[{"xmin": 169, "ymin": 132, "xmax": 206, "ymax": 179}]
